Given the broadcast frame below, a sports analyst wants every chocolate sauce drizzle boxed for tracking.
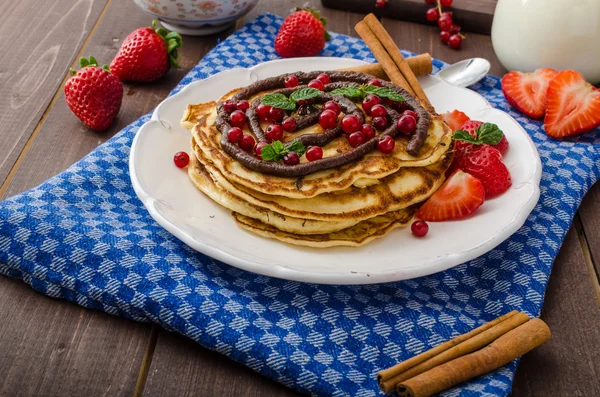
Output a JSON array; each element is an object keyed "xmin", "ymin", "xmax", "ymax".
[{"xmin": 215, "ymin": 71, "xmax": 430, "ymax": 177}]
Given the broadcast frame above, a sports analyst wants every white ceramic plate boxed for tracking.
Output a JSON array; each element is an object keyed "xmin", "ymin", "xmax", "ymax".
[{"xmin": 130, "ymin": 57, "xmax": 542, "ymax": 285}]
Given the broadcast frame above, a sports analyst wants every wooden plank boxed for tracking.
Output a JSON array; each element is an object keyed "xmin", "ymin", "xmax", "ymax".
[
  {"xmin": 0, "ymin": 0, "xmax": 109, "ymax": 188},
  {"xmin": 144, "ymin": 329, "xmax": 302, "ymax": 397},
  {"xmin": 512, "ymin": 227, "xmax": 600, "ymax": 395},
  {"xmin": 575, "ymin": 187, "xmax": 600, "ymax": 303},
  {"xmin": 322, "ymin": 0, "xmax": 498, "ymax": 34},
  {"xmin": 0, "ymin": 1, "xmax": 225, "ymax": 396}
]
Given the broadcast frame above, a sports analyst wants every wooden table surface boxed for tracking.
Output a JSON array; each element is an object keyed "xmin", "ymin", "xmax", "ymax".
[{"xmin": 1, "ymin": 1, "xmax": 599, "ymax": 396}]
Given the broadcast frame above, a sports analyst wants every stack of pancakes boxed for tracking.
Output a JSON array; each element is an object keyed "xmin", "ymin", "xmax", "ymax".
[{"xmin": 181, "ymin": 79, "xmax": 453, "ymax": 248}]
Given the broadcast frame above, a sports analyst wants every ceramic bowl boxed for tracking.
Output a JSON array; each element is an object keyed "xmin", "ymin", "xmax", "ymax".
[{"xmin": 133, "ymin": 0, "xmax": 259, "ymax": 36}]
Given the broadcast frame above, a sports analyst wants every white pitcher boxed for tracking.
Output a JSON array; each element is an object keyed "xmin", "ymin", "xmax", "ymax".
[{"xmin": 491, "ymin": 0, "xmax": 600, "ymax": 84}]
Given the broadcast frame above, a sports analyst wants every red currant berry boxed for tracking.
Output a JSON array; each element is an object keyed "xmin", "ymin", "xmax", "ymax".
[
  {"xmin": 341, "ymin": 114, "xmax": 361, "ymax": 133},
  {"xmin": 230, "ymin": 110, "xmax": 246, "ymax": 127},
  {"xmin": 173, "ymin": 151, "xmax": 189, "ymax": 168},
  {"xmin": 305, "ymin": 146, "xmax": 323, "ymax": 162},
  {"xmin": 362, "ymin": 94, "xmax": 381, "ymax": 113},
  {"xmin": 316, "ymin": 73, "xmax": 330, "ymax": 85},
  {"xmin": 449, "ymin": 24, "xmax": 461, "ymax": 34},
  {"xmin": 377, "ymin": 135, "xmax": 395, "ymax": 154},
  {"xmin": 265, "ymin": 124, "xmax": 284, "ymax": 141},
  {"xmin": 411, "ymin": 220, "xmax": 429, "ymax": 237},
  {"xmin": 370, "ymin": 104, "xmax": 388, "ymax": 118},
  {"xmin": 373, "ymin": 116, "xmax": 388, "ymax": 130},
  {"xmin": 236, "ymin": 100, "xmax": 249, "ymax": 111},
  {"xmin": 440, "ymin": 30, "xmax": 451, "ymax": 43},
  {"xmin": 285, "ymin": 74, "xmax": 299, "ymax": 88},
  {"xmin": 323, "ymin": 100, "xmax": 341, "ymax": 115},
  {"xmin": 308, "ymin": 79, "xmax": 325, "ymax": 91},
  {"xmin": 319, "ymin": 109, "xmax": 338, "ymax": 129},
  {"xmin": 348, "ymin": 131, "xmax": 366, "ymax": 147},
  {"xmin": 361, "ymin": 124, "xmax": 376, "ymax": 140},
  {"xmin": 403, "ymin": 110, "xmax": 419, "ymax": 121},
  {"xmin": 425, "ymin": 7, "xmax": 440, "ymax": 21},
  {"xmin": 391, "ymin": 101, "xmax": 407, "ymax": 113},
  {"xmin": 367, "ymin": 78, "xmax": 382, "ymax": 87},
  {"xmin": 255, "ymin": 141, "xmax": 268, "ymax": 156},
  {"xmin": 268, "ymin": 107, "xmax": 285, "ymax": 122},
  {"xmin": 239, "ymin": 135, "xmax": 256, "ymax": 152},
  {"xmin": 440, "ymin": 0, "xmax": 453, "ymax": 6},
  {"xmin": 438, "ymin": 14, "xmax": 453, "ymax": 31},
  {"xmin": 375, "ymin": 0, "xmax": 387, "ymax": 8},
  {"xmin": 282, "ymin": 117, "xmax": 297, "ymax": 132},
  {"xmin": 223, "ymin": 99, "xmax": 237, "ymax": 113},
  {"xmin": 397, "ymin": 115, "xmax": 417, "ymax": 134},
  {"xmin": 448, "ymin": 34, "xmax": 462, "ymax": 49},
  {"xmin": 227, "ymin": 127, "xmax": 243, "ymax": 143},
  {"xmin": 283, "ymin": 152, "xmax": 300, "ymax": 165},
  {"xmin": 257, "ymin": 103, "xmax": 271, "ymax": 120}
]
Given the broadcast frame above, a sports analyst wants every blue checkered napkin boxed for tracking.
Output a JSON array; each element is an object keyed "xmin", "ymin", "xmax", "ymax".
[{"xmin": 1, "ymin": 13, "xmax": 599, "ymax": 397}]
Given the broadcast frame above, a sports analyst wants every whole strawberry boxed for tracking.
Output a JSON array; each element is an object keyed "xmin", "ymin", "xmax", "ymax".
[
  {"xmin": 110, "ymin": 20, "xmax": 182, "ymax": 82},
  {"xmin": 64, "ymin": 56, "xmax": 123, "ymax": 131},
  {"xmin": 460, "ymin": 145, "xmax": 512, "ymax": 198},
  {"xmin": 274, "ymin": 8, "xmax": 330, "ymax": 58}
]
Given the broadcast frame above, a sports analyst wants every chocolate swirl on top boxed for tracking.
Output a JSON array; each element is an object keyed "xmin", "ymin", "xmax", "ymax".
[{"xmin": 215, "ymin": 71, "xmax": 431, "ymax": 177}]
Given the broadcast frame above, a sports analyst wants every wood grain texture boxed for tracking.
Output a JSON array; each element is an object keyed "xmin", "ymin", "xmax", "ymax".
[
  {"xmin": 322, "ymin": 0, "xmax": 498, "ymax": 34},
  {"xmin": 576, "ymin": 186, "xmax": 600, "ymax": 301},
  {"xmin": 143, "ymin": 330, "xmax": 302, "ymax": 397},
  {"xmin": 0, "ymin": 277, "xmax": 151, "ymax": 397},
  {"xmin": 0, "ymin": 0, "xmax": 108, "ymax": 188},
  {"xmin": 512, "ymin": 228, "xmax": 600, "ymax": 396}
]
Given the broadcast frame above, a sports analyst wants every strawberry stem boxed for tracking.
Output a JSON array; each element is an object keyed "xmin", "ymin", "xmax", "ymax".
[{"xmin": 151, "ymin": 19, "xmax": 183, "ymax": 69}]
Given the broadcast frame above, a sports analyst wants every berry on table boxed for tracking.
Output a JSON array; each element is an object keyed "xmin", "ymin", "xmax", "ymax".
[
  {"xmin": 438, "ymin": 12, "xmax": 453, "ymax": 31},
  {"xmin": 227, "ymin": 127, "xmax": 243, "ymax": 143},
  {"xmin": 230, "ymin": 110, "xmax": 246, "ymax": 127},
  {"xmin": 440, "ymin": 30, "xmax": 450, "ymax": 43},
  {"xmin": 306, "ymin": 146, "xmax": 323, "ymax": 162},
  {"xmin": 341, "ymin": 114, "xmax": 361, "ymax": 133},
  {"xmin": 285, "ymin": 74, "xmax": 299, "ymax": 88},
  {"xmin": 377, "ymin": 135, "xmax": 395, "ymax": 154},
  {"xmin": 308, "ymin": 79, "xmax": 325, "ymax": 91},
  {"xmin": 369, "ymin": 104, "xmax": 387, "ymax": 118},
  {"xmin": 283, "ymin": 152, "xmax": 300, "ymax": 165},
  {"xmin": 373, "ymin": 116, "xmax": 388, "ymax": 130},
  {"xmin": 450, "ymin": 24, "xmax": 461, "ymax": 34},
  {"xmin": 265, "ymin": 124, "xmax": 284, "ymax": 141},
  {"xmin": 440, "ymin": 0, "xmax": 453, "ymax": 6},
  {"xmin": 348, "ymin": 131, "xmax": 366, "ymax": 147},
  {"xmin": 362, "ymin": 94, "xmax": 381, "ymax": 113},
  {"xmin": 397, "ymin": 115, "xmax": 417, "ymax": 134},
  {"xmin": 173, "ymin": 151, "xmax": 189, "ymax": 168},
  {"xmin": 269, "ymin": 107, "xmax": 285, "ymax": 122},
  {"xmin": 274, "ymin": 8, "xmax": 329, "ymax": 58},
  {"xmin": 323, "ymin": 100, "xmax": 341, "ymax": 115},
  {"xmin": 448, "ymin": 34, "xmax": 462, "ymax": 49},
  {"xmin": 367, "ymin": 78, "xmax": 382, "ymax": 87},
  {"xmin": 239, "ymin": 135, "xmax": 256, "ymax": 152},
  {"xmin": 411, "ymin": 220, "xmax": 429, "ymax": 237},
  {"xmin": 282, "ymin": 117, "xmax": 297, "ymax": 132},
  {"xmin": 236, "ymin": 100, "xmax": 250, "ymax": 111},
  {"xmin": 257, "ymin": 103, "xmax": 271, "ymax": 120},
  {"xmin": 375, "ymin": 0, "xmax": 388, "ymax": 8},
  {"xmin": 255, "ymin": 141, "xmax": 268, "ymax": 156},
  {"xmin": 319, "ymin": 109, "xmax": 338, "ymax": 129},
  {"xmin": 426, "ymin": 7, "xmax": 440, "ymax": 21},
  {"xmin": 316, "ymin": 73, "xmax": 330, "ymax": 84},
  {"xmin": 361, "ymin": 124, "xmax": 376, "ymax": 140}
]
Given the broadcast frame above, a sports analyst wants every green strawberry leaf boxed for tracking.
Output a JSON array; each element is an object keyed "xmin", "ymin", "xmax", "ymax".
[
  {"xmin": 260, "ymin": 140, "xmax": 306, "ymax": 161},
  {"xmin": 362, "ymin": 85, "xmax": 405, "ymax": 102},
  {"xmin": 476, "ymin": 123, "xmax": 504, "ymax": 145},
  {"xmin": 329, "ymin": 86, "xmax": 364, "ymax": 98},
  {"xmin": 261, "ymin": 93, "xmax": 296, "ymax": 111},
  {"xmin": 290, "ymin": 87, "xmax": 322, "ymax": 102}
]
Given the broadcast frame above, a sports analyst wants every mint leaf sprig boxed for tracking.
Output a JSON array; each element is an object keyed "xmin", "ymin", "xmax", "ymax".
[
  {"xmin": 260, "ymin": 140, "xmax": 307, "ymax": 162},
  {"xmin": 261, "ymin": 87, "xmax": 322, "ymax": 111},
  {"xmin": 330, "ymin": 84, "xmax": 405, "ymax": 102},
  {"xmin": 451, "ymin": 122, "xmax": 504, "ymax": 146}
]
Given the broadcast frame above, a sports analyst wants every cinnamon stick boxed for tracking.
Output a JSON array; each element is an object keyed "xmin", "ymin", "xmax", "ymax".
[
  {"xmin": 362, "ymin": 14, "xmax": 433, "ymax": 112},
  {"xmin": 396, "ymin": 318, "xmax": 551, "ymax": 397},
  {"xmin": 336, "ymin": 53, "xmax": 433, "ymax": 80},
  {"xmin": 377, "ymin": 310, "xmax": 521, "ymax": 393},
  {"xmin": 354, "ymin": 20, "xmax": 415, "ymax": 95}
]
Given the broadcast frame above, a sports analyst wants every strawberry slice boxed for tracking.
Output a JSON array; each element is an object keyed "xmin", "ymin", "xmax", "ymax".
[
  {"xmin": 416, "ymin": 170, "xmax": 485, "ymax": 222},
  {"xmin": 460, "ymin": 145, "xmax": 512, "ymax": 198},
  {"xmin": 501, "ymin": 68, "xmax": 558, "ymax": 118},
  {"xmin": 544, "ymin": 70, "xmax": 600, "ymax": 138},
  {"xmin": 442, "ymin": 109, "xmax": 470, "ymax": 132}
]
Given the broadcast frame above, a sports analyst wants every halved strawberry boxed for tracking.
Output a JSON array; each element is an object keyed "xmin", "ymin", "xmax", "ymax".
[
  {"xmin": 544, "ymin": 70, "xmax": 600, "ymax": 138},
  {"xmin": 460, "ymin": 145, "xmax": 511, "ymax": 198},
  {"xmin": 442, "ymin": 109, "xmax": 470, "ymax": 132},
  {"xmin": 416, "ymin": 170, "xmax": 485, "ymax": 222},
  {"xmin": 501, "ymin": 68, "xmax": 558, "ymax": 118}
]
